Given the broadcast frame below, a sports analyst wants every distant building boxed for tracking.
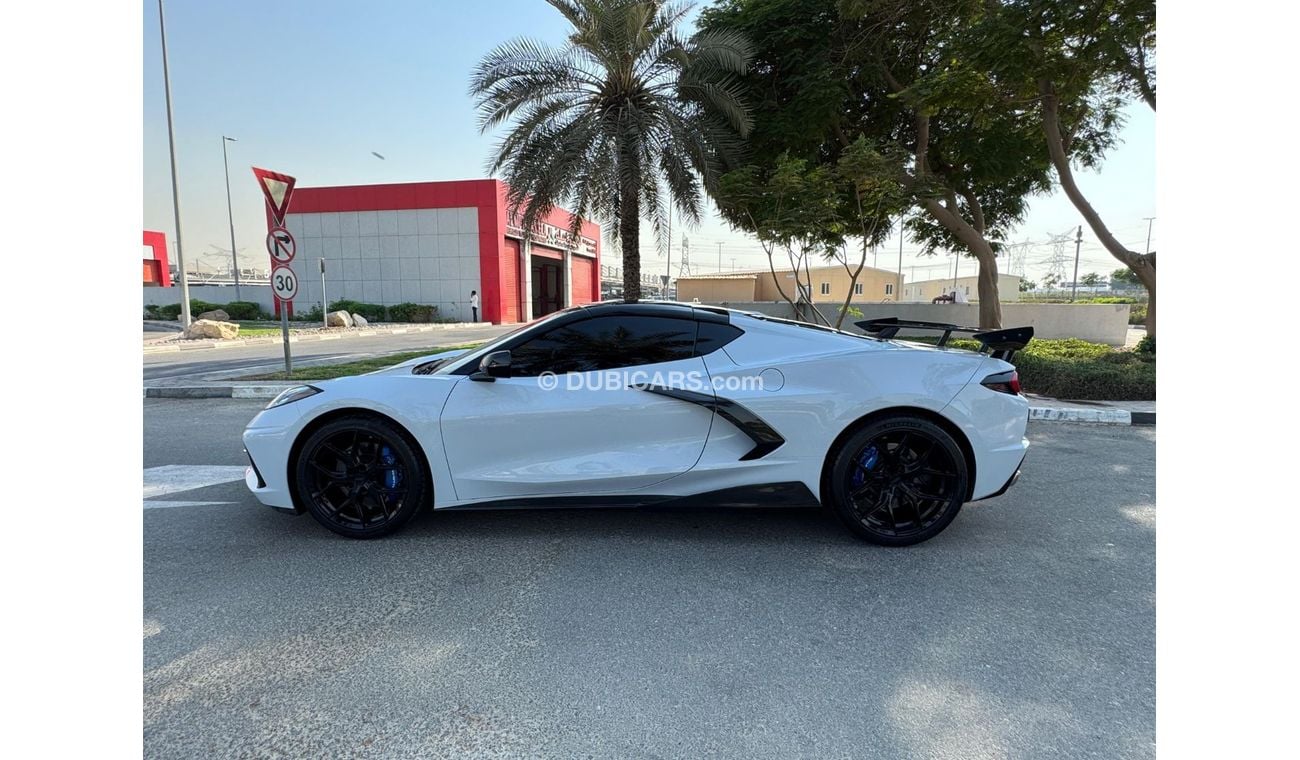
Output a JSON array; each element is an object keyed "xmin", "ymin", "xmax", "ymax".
[
  {"xmin": 143, "ymin": 230, "xmax": 171, "ymax": 287},
  {"xmin": 901, "ymin": 274, "xmax": 1021, "ymax": 303},
  {"xmin": 281, "ymin": 179, "xmax": 599, "ymax": 323},
  {"xmin": 676, "ymin": 263, "xmax": 904, "ymax": 304}
]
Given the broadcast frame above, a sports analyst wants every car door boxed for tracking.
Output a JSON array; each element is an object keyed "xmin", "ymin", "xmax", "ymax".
[{"xmin": 439, "ymin": 314, "xmax": 715, "ymax": 502}]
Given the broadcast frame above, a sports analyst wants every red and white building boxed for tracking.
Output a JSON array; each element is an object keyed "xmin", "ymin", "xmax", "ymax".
[
  {"xmin": 277, "ymin": 179, "xmax": 600, "ymax": 324},
  {"xmin": 142, "ymin": 230, "xmax": 171, "ymax": 287}
]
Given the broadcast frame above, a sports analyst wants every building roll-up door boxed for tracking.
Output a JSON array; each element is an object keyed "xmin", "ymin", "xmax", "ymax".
[
  {"xmin": 571, "ymin": 255, "xmax": 595, "ymax": 305},
  {"xmin": 501, "ymin": 238, "xmax": 521, "ymax": 323}
]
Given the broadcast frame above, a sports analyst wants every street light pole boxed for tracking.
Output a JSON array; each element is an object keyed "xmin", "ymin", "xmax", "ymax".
[
  {"xmin": 222, "ymin": 136, "xmax": 241, "ymax": 301},
  {"xmin": 664, "ymin": 207, "xmax": 672, "ymax": 299},
  {"xmin": 896, "ymin": 214, "xmax": 905, "ymax": 301},
  {"xmin": 1143, "ymin": 216, "xmax": 1155, "ymax": 255},
  {"xmin": 1071, "ymin": 225, "xmax": 1083, "ymax": 302},
  {"xmin": 157, "ymin": 0, "xmax": 192, "ymax": 326}
]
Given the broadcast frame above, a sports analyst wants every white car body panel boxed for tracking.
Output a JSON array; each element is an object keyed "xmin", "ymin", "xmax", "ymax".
[
  {"xmin": 242, "ymin": 303, "xmax": 1029, "ymax": 518},
  {"xmin": 439, "ymin": 356, "xmax": 713, "ymax": 500}
]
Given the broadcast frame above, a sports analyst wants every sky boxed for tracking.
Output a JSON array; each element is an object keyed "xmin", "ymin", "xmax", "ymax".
[{"xmin": 143, "ymin": 0, "xmax": 1155, "ymax": 287}]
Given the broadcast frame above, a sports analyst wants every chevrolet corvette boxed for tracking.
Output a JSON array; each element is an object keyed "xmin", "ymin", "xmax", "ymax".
[{"xmin": 243, "ymin": 302, "xmax": 1031, "ymax": 546}]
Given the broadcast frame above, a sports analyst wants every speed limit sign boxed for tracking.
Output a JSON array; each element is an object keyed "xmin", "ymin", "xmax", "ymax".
[{"xmin": 271, "ymin": 265, "xmax": 299, "ymax": 301}]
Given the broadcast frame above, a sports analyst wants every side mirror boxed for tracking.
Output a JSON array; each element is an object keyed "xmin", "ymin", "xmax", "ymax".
[{"xmin": 470, "ymin": 350, "xmax": 512, "ymax": 382}]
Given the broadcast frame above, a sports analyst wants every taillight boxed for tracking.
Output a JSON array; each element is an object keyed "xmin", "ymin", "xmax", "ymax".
[{"xmin": 981, "ymin": 370, "xmax": 1021, "ymax": 395}]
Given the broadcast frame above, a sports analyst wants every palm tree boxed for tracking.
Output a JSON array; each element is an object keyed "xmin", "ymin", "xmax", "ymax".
[{"xmin": 470, "ymin": 0, "xmax": 751, "ymax": 301}]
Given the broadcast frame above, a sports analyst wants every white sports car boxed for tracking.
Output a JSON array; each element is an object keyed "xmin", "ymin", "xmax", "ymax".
[{"xmin": 243, "ymin": 302, "xmax": 1031, "ymax": 546}]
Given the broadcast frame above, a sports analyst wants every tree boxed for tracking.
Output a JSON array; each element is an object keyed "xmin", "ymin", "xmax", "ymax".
[
  {"xmin": 1080, "ymin": 271, "xmax": 1102, "ymax": 287},
  {"xmin": 1111, "ymin": 267, "xmax": 1140, "ymax": 287},
  {"xmin": 470, "ymin": 0, "xmax": 752, "ymax": 302},
  {"xmin": 700, "ymin": 0, "xmax": 1054, "ymax": 329},
  {"xmin": 959, "ymin": 0, "xmax": 1156, "ymax": 334},
  {"xmin": 715, "ymin": 156, "xmax": 840, "ymax": 324},
  {"xmin": 715, "ymin": 139, "xmax": 907, "ymax": 328},
  {"xmin": 1019, "ymin": 279, "xmax": 1036, "ymax": 292}
]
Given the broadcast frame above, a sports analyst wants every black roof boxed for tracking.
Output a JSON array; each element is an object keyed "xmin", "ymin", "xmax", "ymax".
[{"xmin": 578, "ymin": 300, "xmax": 731, "ymax": 324}]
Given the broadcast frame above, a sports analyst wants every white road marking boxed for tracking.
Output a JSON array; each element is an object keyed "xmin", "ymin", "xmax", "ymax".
[
  {"xmin": 144, "ymin": 499, "xmax": 237, "ymax": 511},
  {"xmin": 144, "ymin": 465, "xmax": 248, "ymax": 510}
]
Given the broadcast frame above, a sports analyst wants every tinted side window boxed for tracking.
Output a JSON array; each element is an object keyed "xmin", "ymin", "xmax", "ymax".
[
  {"xmin": 694, "ymin": 322, "xmax": 743, "ymax": 357},
  {"xmin": 510, "ymin": 316, "xmax": 697, "ymax": 376}
]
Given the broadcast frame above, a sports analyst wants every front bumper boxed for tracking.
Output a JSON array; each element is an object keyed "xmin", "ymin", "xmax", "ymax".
[{"xmin": 242, "ymin": 414, "xmax": 300, "ymax": 512}]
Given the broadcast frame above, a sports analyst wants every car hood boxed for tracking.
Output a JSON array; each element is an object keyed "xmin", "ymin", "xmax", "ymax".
[{"xmin": 366, "ymin": 348, "xmax": 472, "ymax": 376}]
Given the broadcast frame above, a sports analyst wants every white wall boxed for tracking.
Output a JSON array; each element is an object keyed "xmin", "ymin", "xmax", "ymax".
[
  {"xmin": 718, "ymin": 301, "xmax": 1132, "ymax": 345},
  {"xmin": 282, "ymin": 208, "xmax": 482, "ymax": 322}
]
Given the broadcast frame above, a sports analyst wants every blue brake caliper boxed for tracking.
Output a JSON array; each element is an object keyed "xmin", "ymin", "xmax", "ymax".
[
  {"xmin": 380, "ymin": 445, "xmax": 401, "ymax": 491},
  {"xmin": 851, "ymin": 445, "xmax": 879, "ymax": 488}
]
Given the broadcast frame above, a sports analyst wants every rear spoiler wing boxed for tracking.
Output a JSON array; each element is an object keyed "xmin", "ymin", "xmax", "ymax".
[{"xmin": 856, "ymin": 317, "xmax": 1034, "ymax": 362}]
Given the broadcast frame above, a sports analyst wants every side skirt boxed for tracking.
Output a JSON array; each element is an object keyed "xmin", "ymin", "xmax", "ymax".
[{"xmin": 438, "ymin": 481, "xmax": 821, "ymax": 511}]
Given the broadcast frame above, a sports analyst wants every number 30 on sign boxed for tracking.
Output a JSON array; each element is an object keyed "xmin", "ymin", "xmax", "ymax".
[{"xmin": 271, "ymin": 265, "xmax": 299, "ymax": 301}]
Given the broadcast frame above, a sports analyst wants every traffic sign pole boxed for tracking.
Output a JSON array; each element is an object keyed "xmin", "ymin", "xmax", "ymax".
[
  {"xmin": 270, "ymin": 264, "xmax": 299, "ymax": 375},
  {"xmin": 254, "ymin": 167, "xmax": 300, "ymax": 377},
  {"xmin": 320, "ymin": 258, "xmax": 328, "ymax": 329},
  {"xmin": 280, "ymin": 306, "xmax": 292, "ymax": 374}
]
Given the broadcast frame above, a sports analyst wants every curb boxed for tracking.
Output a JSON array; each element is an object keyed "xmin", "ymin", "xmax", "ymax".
[
  {"xmin": 1028, "ymin": 407, "xmax": 1154, "ymax": 425},
  {"xmin": 145, "ymin": 385, "xmax": 293, "ymax": 399},
  {"xmin": 143, "ymin": 385, "xmax": 1158, "ymax": 425},
  {"xmin": 142, "ymin": 322, "xmax": 485, "ymax": 354}
]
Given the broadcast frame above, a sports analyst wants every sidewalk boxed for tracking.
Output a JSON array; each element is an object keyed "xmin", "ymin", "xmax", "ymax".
[{"xmin": 142, "ymin": 320, "xmax": 486, "ymax": 354}]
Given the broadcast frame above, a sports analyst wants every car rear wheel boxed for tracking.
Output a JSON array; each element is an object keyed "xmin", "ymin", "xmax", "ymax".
[
  {"xmin": 293, "ymin": 416, "xmax": 427, "ymax": 539},
  {"xmin": 827, "ymin": 416, "xmax": 969, "ymax": 546}
]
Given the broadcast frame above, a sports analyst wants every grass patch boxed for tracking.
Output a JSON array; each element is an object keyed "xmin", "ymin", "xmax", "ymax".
[
  {"xmin": 905, "ymin": 336, "xmax": 1154, "ymax": 400},
  {"xmin": 243, "ymin": 344, "xmax": 482, "ymax": 382}
]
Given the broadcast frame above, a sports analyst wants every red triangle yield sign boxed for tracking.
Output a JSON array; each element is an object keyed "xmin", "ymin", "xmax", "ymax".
[{"xmin": 252, "ymin": 167, "xmax": 297, "ymax": 225}]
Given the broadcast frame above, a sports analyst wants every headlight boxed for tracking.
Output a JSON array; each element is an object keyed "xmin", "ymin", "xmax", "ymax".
[{"xmin": 266, "ymin": 385, "xmax": 322, "ymax": 409}]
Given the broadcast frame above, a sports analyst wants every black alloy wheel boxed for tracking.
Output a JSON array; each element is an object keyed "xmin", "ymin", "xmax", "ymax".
[
  {"xmin": 828, "ymin": 416, "xmax": 969, "ymax": 546},
  {"xmin": 294, "ymin": 416, "xmax": 427, "ymax": 538}
]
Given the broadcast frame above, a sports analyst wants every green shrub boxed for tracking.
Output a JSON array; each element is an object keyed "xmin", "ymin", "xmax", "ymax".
[
  {"xmin": 1136, "ymin": 334, "xmax": 1154, "ymax": 354},
  {"xmin": 907, "ymin": 336, "xmax": 1154, "ymax": 400},
  {"xmin": 223, "ymin": 301, "xmax": 263, "ymax": 320},
  {"xmin": 387, "ymin": 302, "xmax": 439, "ymax": 323},
  {"xmin": 189, "ymin": 299, "xmax": 222, "ymax": 316},
  {"xmin": 152, "ymin": 303, "xmax": 183, "ymax": 320},
  {"xmin": 327, "ymin": 299, "xmax": 388, "ymax": 322},
  {"xmin": 1129, "ymin": 304, "xmax": 1147, "ymax": 325},
  {"xmin": 293, "ymin": 305, "xmax": 323, "ymax": 322},
  {"xmin": 1015, "ymin": 351, "xmax": 1154, "ymax": 400}
]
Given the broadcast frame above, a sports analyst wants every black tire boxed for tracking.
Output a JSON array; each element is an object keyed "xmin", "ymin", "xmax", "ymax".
[
  {"xmin": 826, "ymin": 415, "xmax": 970, "ymax": 546},
  {"xmin": 293, "ymin": 415, "xmax": 428, "ymax": 539}
]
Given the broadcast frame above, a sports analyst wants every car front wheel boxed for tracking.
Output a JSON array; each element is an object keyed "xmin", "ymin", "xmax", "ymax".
[
  {"xmin": 827, "ymin": 416, "xmax": 970, "ymax": 546},
  {"xmin": 293, "ymin": 415, "xmax": 427, "ymax": 539}
]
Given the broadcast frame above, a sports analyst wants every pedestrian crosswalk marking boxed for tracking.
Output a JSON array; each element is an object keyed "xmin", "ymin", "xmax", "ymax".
[{"xmin": 144, "ymin": 465, "xmax": 248, "ymax": 510}]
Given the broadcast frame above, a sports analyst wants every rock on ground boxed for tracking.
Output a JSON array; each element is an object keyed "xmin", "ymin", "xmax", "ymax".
[
  {"xmin": 326, "ymin": 310, "xmax": 353, "ymax": 328},
  {"xmin": 196, "ymin": 309, "xmax": 230, "ymax": 322},
  {"xmin": 351, "ymin": 313, "xmax": 368, "ymax": 327},
  {"xmin": 183, "ymin": 319, "xmax": 240, "ymax": 340}
]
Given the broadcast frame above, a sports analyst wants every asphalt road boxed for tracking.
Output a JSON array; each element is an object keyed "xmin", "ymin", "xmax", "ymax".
[
  {"xmin": 144, "ymin": 399, "xmax": 1155, "ymax": 759},
  {"xmin": 142, "ymin": 323, "xmax": 515, "ymax": 383}
]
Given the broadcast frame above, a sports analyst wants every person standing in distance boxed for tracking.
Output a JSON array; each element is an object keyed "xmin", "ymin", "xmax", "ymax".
[{"xmin": 470, "ymin": 290, "xmax": 479, "ymax": 322}]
